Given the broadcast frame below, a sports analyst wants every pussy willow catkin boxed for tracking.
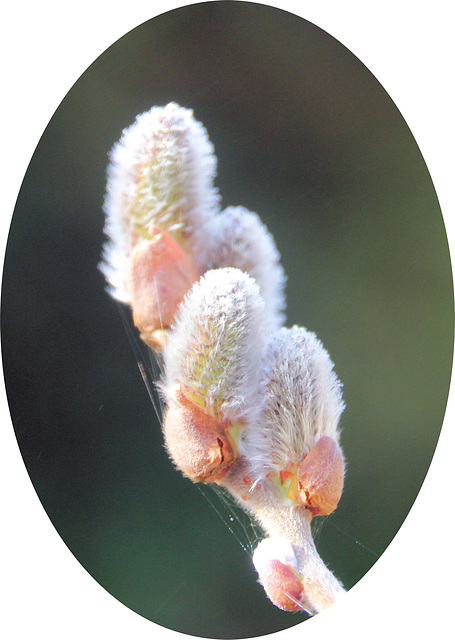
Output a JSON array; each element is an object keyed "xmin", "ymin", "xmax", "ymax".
[{"xmin": 101, "ymin": 103, "xmax": 346, "ymax": 615}]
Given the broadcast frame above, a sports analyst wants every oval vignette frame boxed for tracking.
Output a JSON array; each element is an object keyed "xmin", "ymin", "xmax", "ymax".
[{"xmin": 1, "ymin": 2, "xmax": 454, "ymax": 639}]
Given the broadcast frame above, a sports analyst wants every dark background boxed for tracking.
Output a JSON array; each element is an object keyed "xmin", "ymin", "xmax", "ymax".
[{"xmin": 2, "ymin": 2, "xmax": 453, "ymax": 638}]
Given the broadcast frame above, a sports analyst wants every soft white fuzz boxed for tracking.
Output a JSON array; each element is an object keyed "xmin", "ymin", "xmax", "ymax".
[
  {"xmin": 244, "ymin": 325, "xmax": 345, "ymax": 484},
  {"xmin": 100, "ymin": 103, "xmax": 347, "ymax": 615},
  {"xmin": 204, "ymin": 206, "xmax": 286, "ymax": 331},
  {"xmin": 253, "ymin": 536, "xmax": 299, "ymax": 574},
  {"xmin": 101, "ymin": 102, "xmax": 220, "ymax": 301},
  {"xmin": 161, "ymin": 268, "xmax": 266, "ymax": 425}
]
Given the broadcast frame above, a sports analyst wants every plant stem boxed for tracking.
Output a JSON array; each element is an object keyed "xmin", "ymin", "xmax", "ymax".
[{"xmin": 222, "ymin": 460, "xmax": 345, "ymax": 614}]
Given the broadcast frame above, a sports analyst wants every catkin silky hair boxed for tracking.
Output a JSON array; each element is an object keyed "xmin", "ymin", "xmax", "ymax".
[{"xmin": 101, "ymin": 103, "xmax": 347, "ymax": 615}]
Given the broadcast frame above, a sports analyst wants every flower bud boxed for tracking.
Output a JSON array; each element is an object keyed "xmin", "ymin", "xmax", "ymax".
[
  {"xmin": 161, "ymin": 268, "xmax": 265, "ymax": 427},
  {"xmin": 253, "ymin": 537, "xmax": 305, "ymax": 612},
  {"xmin": 243, "ymin": 326, "xmax": 345, "ymax": 499},
  {"xmin": 204, "ymin": 206, "xmax": 286, "ymax": 330},
  {"xmin": 101, "ymin": 102, "xmax": 220, "ymax": 302}
]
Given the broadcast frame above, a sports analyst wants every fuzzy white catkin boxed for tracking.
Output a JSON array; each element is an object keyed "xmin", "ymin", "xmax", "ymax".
[
  {"xmin": 101, "ymin": 102, "xmax": 220, "ymax": 302},
  {"xmin": 244, "ymin": 325, "xmax": 345, "ymax": 483},
  {"xmin": 161, "ymin": 268, "xmax": 266, "ymax": 425},
  {"xmin": 204, "ymin": 206, "xmax": 286, "ymax": 331}
]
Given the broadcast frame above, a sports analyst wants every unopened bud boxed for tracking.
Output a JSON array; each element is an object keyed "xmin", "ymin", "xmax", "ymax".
[
  {"xmin": 161, "ymin": 268, "xmax": 265, "ymax": 426},
  {"xmin": 253, "ymin": 537, "xmax": 305, "ymax": 612},
  {"xmin": 243, "ymin": 326, "xmax": 345, "ymax": 496},
  {"xmin": 205, "ymin": 206, "xmax": 286, "ymax": 330},
  {"xmin": 101, "ymin": 102, "xmax": 220, "ymax": 301}
]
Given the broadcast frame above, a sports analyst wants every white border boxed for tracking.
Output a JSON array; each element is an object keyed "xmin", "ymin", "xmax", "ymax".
[{"xmin": 1, "ymin": 2, "xmax": 453, "ymax": 638}]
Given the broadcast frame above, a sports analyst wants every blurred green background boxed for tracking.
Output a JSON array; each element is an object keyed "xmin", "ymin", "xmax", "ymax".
[{"xmin": 2, "ymin": 2, "xmax": 453, "ymax": 638}]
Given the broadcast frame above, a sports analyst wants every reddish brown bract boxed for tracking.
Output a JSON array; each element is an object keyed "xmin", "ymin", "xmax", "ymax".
[
  {"xmin": 127, "ymin": 226, "xmax": 198, "ymax": 348},
  {"xmin": 296, "ymin": 436, "xmax": 345, "ymax": 516},
  {"xmin": 258, "ymin": 559, "xmax": 305, "ymax": 612},
  {"xmin": 163, "ymin": 389, "xmax": 236, "ymax": 482}
]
